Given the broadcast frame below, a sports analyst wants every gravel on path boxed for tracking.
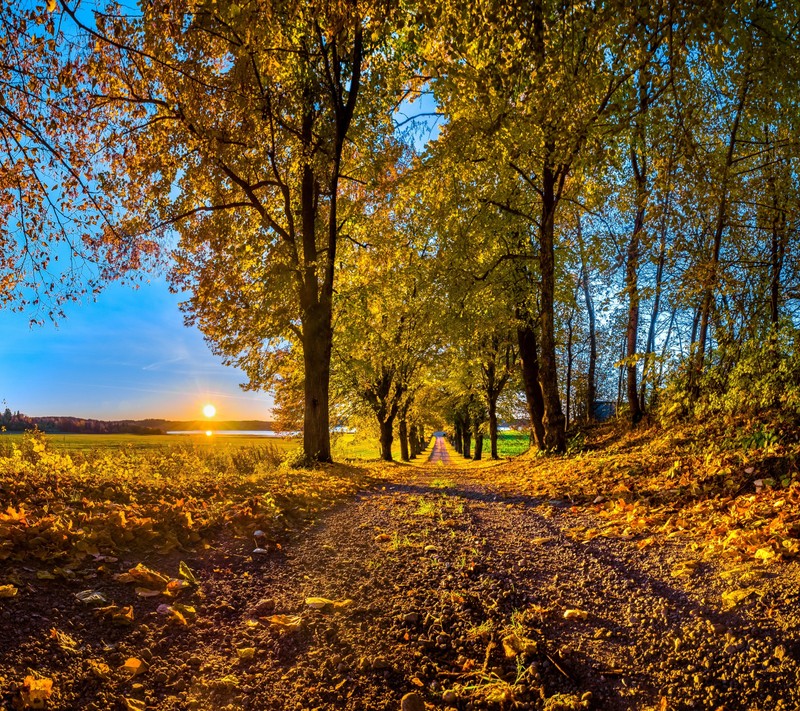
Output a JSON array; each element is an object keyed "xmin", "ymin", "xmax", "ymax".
[{"xmin": 4, "ymin": 449, "xmax": 800, "ymax": 711}]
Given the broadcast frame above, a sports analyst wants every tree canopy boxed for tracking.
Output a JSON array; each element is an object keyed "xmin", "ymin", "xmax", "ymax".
[{"xmin": 5, "ymin": 0, "xmax": 800, "ymax": 459}]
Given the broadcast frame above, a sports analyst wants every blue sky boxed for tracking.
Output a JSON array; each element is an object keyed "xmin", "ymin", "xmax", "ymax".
[{"xmin": 0, "ymin": 277, "xmax": 272, "ymax": 420}]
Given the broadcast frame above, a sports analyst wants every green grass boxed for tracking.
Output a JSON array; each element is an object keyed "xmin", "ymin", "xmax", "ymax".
[
  {"xmin": 496, "ymin": 430, "xmax": 530, "ymax": 458},
  {"xmin": 0, "ymin": 431, "xmax": 299, "ymax": 453}
]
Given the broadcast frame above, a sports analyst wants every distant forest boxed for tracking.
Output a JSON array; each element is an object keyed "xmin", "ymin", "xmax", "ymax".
[{"xmin": 0, "ymin": 409, "xmax": 275, "ymax": 435}]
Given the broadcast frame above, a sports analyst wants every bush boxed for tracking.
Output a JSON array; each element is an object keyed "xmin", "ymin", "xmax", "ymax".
[{"xmin": 661, "ymin": 325, "xmax": 800, "ymax": 425}]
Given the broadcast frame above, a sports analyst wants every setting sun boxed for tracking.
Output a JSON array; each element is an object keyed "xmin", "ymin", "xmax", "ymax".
[{"xmin": 202, "ymin": 403, "xmax": 216, "ymax": 418}]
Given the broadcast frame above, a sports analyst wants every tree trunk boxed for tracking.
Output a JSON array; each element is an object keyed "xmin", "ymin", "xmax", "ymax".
[
  {"xmin": 642, "ymin": 195, "xmax": 669, "ymax": 412},
  {"xmin": 488, "ymin": 396, "xmax": 499, "ymax": 459},
  {"xmin": 769, "ymin": 167, "xmax": 787, "ymax": 328},
  {"xmin": 695, "ymin": 74, "xmax": 750, "ymax": 383},
  {"xmin": 625, "ymin": 201, "xmax": 644, "ymax": 426},
  {"xmin": 463, "ymin": 428, "xmax": 471, "ymax": 459},
  {"xmin": 453, "ymin": 420, "xmax": 463, "ymax": 454},
  {"xmin": 301, "ymin": 307, "xmax": 332, "ymax": 463},
  {"xmin": 538, "ymin": 155, "xmax": 566, "ymax": 451},
  {"xmin": 565, "ymin": 315, "xmax": 573, "ymax": 431},
  {"xmin": 473, "ymin": 428, "xmax": 483, "ymax": 461},
  {"xmin": 616, "ymin": 335, "xmax": 625, "ymax": 413},
  {"xmin": 517, "ymin": 321, "xmax": 546, "ymax": 448},
  {"xmin": 379, "ymin": 418, "xmax": 394, "ymax": 462},
  {"xmin": 399, "ymin": 417, "xmax": 410, "ymax": 462},
  {"xmin": 577, "ymin": 219, "xmax": 596, "ymax": 423},
  {"xmin": 409, "ymin": 424, "xmax": 418, "ymax": 458}
]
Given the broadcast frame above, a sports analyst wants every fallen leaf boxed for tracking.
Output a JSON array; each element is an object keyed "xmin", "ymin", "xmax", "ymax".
[
  {"xmin": 87, "ymin": 659, "xmax": 110, "ymax": 679},
  {"xmin": 563, "ymin": 609, "xmax": 589, "ymax": 620},
  {"xmin": 722, "ymin": 588, "xmax": 756, "ymax": 609},
  {"xmin": 236, "ymin": 647, "xmax": 256, "ymax": 660},
  {"xmin": 265, "ymin": 614, "xmax": 304, "ymax": 631},
  {"xmin": 502, "ymin": 633, "xmax": 538, "ymax": 657},
  {"xmin": 124, "ymin": 699, "xmax": 146, "ymax": 711},
  {"xmin": 116, "ymin": 563, "xmax": 170, "ymax": 590},
  {"xmin": 173, "ymin": 603, "xmax": 196, "ymax": 620},
  {"xmin": 20, "ymin": 675, "xmax": 53, "ymax": 709},
  {"xmin": 156, "ymin": 604, "xmax": 187, "ymax": 625},
  {"xmin": 0, "ymin": 584, "xmax": 18, "ymax": 598},
  {"xmin": 754, "ymin": 547, "xmax": 776, "ymax": 562},
  {"xmin": 49, "ymin": 627, "xmax": 79, "ymax": 652},
  {"xmin": 96, "ymin": 604, "xmax": 134, "ymax": 625},
  {"xmin": 75, "ymin": 590, "xmax": 107, "ymax": 605},
  {"xmin": 120, "ymin": 657, "xmax": 146, "ymax": 677},
  {"xmin": 178, "ymin": 561, "xmax": 198, "ymax": 585},
  {"xmin": 305, "ymin": 596, "xmax": 353, "ymax": 611},
  {"xmin": 670, "ymin": 560, "xmax": 700, "ymax": 578}
]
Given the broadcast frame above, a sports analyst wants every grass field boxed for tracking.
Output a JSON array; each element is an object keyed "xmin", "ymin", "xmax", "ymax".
[
  {"xmin": 496, "ymin": 430, "xmax": 530, "ymax": 457},
  {"xmin": 0, "ymin": 431, "xmax": 300, "ymax": 453},
  {"xmin": 0, "ymin": 429, "xmax": 527, "ymax": 460}
]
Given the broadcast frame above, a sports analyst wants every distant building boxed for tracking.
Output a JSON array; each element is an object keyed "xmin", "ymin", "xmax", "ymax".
[{"xmin": 592, "ymin": 401, "xmax": 617, "ymax": 422}]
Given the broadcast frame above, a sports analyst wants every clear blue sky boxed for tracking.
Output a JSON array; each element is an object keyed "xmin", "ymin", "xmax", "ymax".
[{"xmin": 0, "ymin": 277, "xmax": 272, "ymax": 421}]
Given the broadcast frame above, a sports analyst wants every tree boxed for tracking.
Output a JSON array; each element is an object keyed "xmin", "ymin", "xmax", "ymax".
[
  {"xmin": 419, "ymin": 0, "xmax": 675, "ymax": 450},
  {"xmin": 331, "ymin": 189, "xmax": 441, "ymax": 461},
  {"xmin": 67, "ymin": 0, "xmax": 399, "ymax": 462}
]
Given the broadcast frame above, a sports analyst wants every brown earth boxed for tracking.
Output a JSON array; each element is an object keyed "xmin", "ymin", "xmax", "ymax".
[{"xmin": 2, "ymin": 437, "xmax": 800, "ymax": 711}]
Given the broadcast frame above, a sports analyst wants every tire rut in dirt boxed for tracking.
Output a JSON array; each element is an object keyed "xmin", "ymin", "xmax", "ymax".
[{"xmin": 458, "ymin": 482, "xmax": 800, "ymax": 711}]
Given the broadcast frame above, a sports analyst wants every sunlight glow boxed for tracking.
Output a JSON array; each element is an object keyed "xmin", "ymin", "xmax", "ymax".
[
  {"xmin": 202, "ymin": 403, "xmax": 216, "ymax": 418},
  {"xmin": 205, "ymin": 430, "xmax": 213, "ymax": 437}
]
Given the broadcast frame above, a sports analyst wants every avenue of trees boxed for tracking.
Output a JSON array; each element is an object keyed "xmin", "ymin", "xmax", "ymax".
[{"xmin": 3, "ymin": 0, "xmax": 800, "ymax": 461}]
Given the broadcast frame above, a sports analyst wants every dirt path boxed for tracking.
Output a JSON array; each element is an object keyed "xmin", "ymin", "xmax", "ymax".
[
  {"xmin": 4, "ymin": 445, "xmax": 800, "ymax": 710},
  {"xmin": 428, "ymin": 435, "xmax": 451, "ymax": 464}
]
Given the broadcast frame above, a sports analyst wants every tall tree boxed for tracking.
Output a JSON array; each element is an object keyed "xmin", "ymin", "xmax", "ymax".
[{"xmin": 68, "ymin": 0, "xmax": 398, "ymax": 462}]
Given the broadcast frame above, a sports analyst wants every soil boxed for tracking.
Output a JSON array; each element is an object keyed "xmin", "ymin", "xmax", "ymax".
[{"xmin": 3, "ymin": 437, "xmax": 800, "ymax": 711}]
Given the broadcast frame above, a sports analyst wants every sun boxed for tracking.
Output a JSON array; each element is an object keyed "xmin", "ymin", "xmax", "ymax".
[{"xmin": 202, "ymin": 403, "xmax": 216, "ymax": 418}]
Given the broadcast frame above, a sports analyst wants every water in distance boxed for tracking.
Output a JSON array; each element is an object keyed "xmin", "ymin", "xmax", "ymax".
[{"xmin": 167, "ymin": 430, "xmax": 299, "ymax": 437}]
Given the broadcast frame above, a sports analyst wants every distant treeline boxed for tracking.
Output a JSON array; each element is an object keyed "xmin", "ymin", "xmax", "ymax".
[{"xmin": 0, "ymin": 410, "xmax": 275, "ymax": 435}]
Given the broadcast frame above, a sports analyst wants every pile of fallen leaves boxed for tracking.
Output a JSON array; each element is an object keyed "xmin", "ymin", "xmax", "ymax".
[
  {"xmin": 0, "ymin": 430, "xmax": 377, "ymax": 569},
  {"xmin": 489, "ymin": 420, "xmax": 800, "ymax": 566}
]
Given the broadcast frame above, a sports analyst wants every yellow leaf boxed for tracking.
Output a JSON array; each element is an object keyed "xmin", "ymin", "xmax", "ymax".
[
  {"xmin": 0, "ymin": 584, "xmax": 18, "ymax": 598},
  {"xmin": 237, "ymin": 647, "xmax": 256, "ymax": 660},
  {"xmin": 265, "ymin": 614, "xmax": 304, "ymax": 631},
  {"xmin": 305, "ymin": 597, "xmax": 334, "ymax": 609},
  {"xmin": 96, "ymin": 604, "xmax": 134, "ymax": 625},
  {"xmin": 87, "ymin": 659, "xmax": 110, "ymax": 679},
  {"xmin": 671, "ymin": 560, "xmax": 700, "ymax": 577},
  {"xmin": 531, "ymin": 537, "xmax": 555, "ymax": 545},
  {"xmin": 121, "ymin": 657, "xmax": 145, "ymax": 677},
  {"xmin": 156, "ymin": 604, "xmax": 187, "ymax": 625},
  {"xmin": 722, "ymin": 588, "xmax": 756, "ymax": 609},
  {"xmin": 502, "ymin": 633, "xmax": 538, "ymax": 658},
  {"xmin": 178, "ymin": 561, "xmax": 198, "ymax": 585},
  {"xmin": 124, "ymin": 699, "xmax": 146, "ymax": 711},
  {"xmin": 173, "ymin": 603, "xmax": 196, "ymax": 620},
  {"xmin": 20, "ymin": 676, "xmax": 53, "ymax": 708},
  {"xmin": 563, "ymin": 609, "xmax": 588, "ymax": 620},
  {"xmin": 754, "ymin": 547, "xmax": 776, "ymax": 562},
  {"xmin": 116, "ymin": 563, "xmax": 170, "ymax": 590}
]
